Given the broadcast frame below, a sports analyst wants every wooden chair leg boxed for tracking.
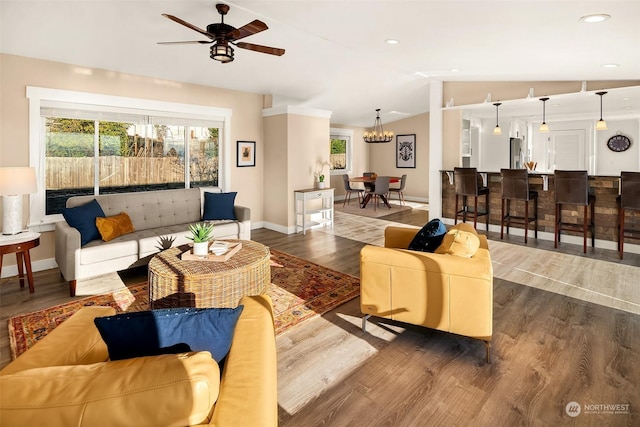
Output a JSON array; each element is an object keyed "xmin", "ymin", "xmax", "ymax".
[
  {"xmin": 591, "ymin": 200, "xmax": 595, "ymax": 248},
  {"xmin": 485, "ymin": 192, "xmax": 490, "ymax": 231},
  {"xmin": 620, "ymin": 208, "xmax": 625, "ymax": 259},
  {"xmin": 500, "ymin": 198, "xmax": 505, "ymax": 239},
  {"xmin": 583, "ymin": 205, "xmax": 588, "ymax": 253},
  {"xmin": 455, "ymin": 195, "xmax": 459, "ymax": 224},
  {"xmin": 69, "ymin": 280, "xmax": 77, "ymax": 297},
  {"xmin": 534, "ymin": 197, "xmax": 538, "ymax": 239},
  {"xmin": 473, "ymin": 196, "xmax": 478, "ymax": 229},
  {"xmin": 555, "ymin": 203, "xmax": 560, "ymax": 248},
  {"xmin": 524, "ymin": 200, "xmax": 529, "ymax": 244}
]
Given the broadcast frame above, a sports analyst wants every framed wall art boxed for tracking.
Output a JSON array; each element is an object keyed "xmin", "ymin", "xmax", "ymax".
[
  {"xmin": 396, "ymin": 134, "xmax": 416, "ymax": 168},
  {"xmin": 237, "ymin": 141, "xmax": 256, "ymax": 167}
]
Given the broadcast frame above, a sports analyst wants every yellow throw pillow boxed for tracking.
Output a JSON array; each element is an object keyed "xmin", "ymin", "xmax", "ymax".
[
  {"xmin": 95, "ymin": 212, "xmax": 135, "ymax": 242},
  {"xmin": 435, "ymin": 229, "xmax": 481, "ymax": 258}
]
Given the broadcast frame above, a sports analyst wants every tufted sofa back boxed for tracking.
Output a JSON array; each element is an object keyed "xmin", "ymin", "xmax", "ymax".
[{"xmin": 66, "ymin": 188, "xmax": 203, "ymax": 232}]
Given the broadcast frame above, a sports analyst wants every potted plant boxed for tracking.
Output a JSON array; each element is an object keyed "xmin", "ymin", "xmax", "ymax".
[
  {"xmin": 318, "ymin": 174, "xmax": 326, "ymax": 189},
  {"xmin": 188, "ymin": 222, "xmax": 215, "ymax": 256}
]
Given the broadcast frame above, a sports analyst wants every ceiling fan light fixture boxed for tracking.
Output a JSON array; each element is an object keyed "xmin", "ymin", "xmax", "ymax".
[
  {"xmin": 539, "ymin": 97, "xmax": 550, "ymax": 133},
  {"xmin": 595, "ymin": 91, "xmax": 608, "ymax": 131},
  {"xmin": 493, "ymin": 102, "xmax": 502, "ymax": 135},
  {"xmin": 210, "ymin": 43, "xmax": 234, "ymax": 62},
  {"xmin": 363, "ymin": 109, "xmax": 393, "ymax": 143}
]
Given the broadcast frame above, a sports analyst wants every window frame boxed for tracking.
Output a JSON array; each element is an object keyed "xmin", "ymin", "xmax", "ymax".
[
  {"xmin": 329, "ymin": 127, "xmax": 353, "ymax": 175},
  {"xmin": 27, "ymin": 86, "xmax": 232, "ymax": 231}
]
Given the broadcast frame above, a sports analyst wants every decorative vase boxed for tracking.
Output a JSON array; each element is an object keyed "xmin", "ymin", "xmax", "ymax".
[
  {"xmin": 318, "ymin": 181, "xmax": 326, "ymax": 189},
  {"xmin": 193, "ymin": 241, "xmax": 209, "ymax": 256}
]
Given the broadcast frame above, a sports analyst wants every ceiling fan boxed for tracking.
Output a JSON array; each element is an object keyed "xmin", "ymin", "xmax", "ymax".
[{"xmin": 158, "ymin": 3, "xmax": 285, "ymax": 63}]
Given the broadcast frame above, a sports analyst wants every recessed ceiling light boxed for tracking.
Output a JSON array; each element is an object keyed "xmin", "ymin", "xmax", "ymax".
[
  {"xmin": 414, "ymin": 72, "xmax": 430, "ymax": 78},
  {"xmin": 580, "ymin": 14, "xmax": 611, "ymax": 23},
  {"xmin": 385, "ymin": 39, "xmax": 399, "ymax": 45},
  {"xmin": 450, "ymin": 68, "xmax": 460, "ymax": 73},
  {"xmin": 602, "ymin": 63, "xmax": 620, "ymax": 68}
]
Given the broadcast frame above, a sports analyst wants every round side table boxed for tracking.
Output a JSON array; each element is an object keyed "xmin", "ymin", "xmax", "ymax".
[{"xmin": 0, "ymin": 232, "xmax": 41, "ymax": 293}]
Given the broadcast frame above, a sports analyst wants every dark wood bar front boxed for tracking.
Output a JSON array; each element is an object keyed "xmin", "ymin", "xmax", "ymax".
[{"xmin": 441, "ymin": 171, "xmax": 639, "ymax": 245}]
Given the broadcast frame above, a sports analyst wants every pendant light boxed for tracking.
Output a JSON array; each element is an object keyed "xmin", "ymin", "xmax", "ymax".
[
  {"xmin": 363, "ymin": 109, "xmax": 393, "ymax": 143},
  {"xmin": 595, "ymin": 91, "xmax": 608, "ymax": 130},
  {"xmin": 539, "ymin": 97, "xmax": 549, "ymax": 133},
  {"xmin": 493, "ymin": 102, "xmax": 502, "ymax": 135}
]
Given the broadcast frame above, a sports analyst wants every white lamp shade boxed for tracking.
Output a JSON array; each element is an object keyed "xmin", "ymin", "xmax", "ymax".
[
  {"xmin": 0, "ymin": 167, "xmax": 37, "ymax": 195},
  {"xmin": 493, "ymin": 126, "xmax": 502, "ymax": 135},
  {"xmin": 539, "ymin": 123, "xmax": 549, "ymax": 133},
  {"xmin": 596, "ymin": 119, "xmax": 608, "ymax": 131}
]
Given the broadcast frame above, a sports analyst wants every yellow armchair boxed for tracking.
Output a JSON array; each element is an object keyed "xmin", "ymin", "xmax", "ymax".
[{"xmin": 360, "ymin": 223, "xmax": 493, "ymax": 362}]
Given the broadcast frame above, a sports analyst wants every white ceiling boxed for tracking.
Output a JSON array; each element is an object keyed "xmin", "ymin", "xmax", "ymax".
[{"xmin": 1, "ymin": 1, "xmax": 639, "ymax": 126}]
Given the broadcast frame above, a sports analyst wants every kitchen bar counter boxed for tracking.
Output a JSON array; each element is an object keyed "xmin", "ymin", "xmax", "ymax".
[{"xmin": 441, "ymin": 171, "xmax": 637, "ymax": 245}]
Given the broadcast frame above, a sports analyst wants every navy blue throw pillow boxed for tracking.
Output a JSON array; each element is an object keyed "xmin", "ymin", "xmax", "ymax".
[
  {"xmin": 94, "ymin": 306, "xmax": 244, "ymax": 362},
  {"xmin": 203, "ymin": 191, "xmax": 237, "ymax": 221},
  {"xmin": 61, "ymin": 199, "xmax": 106, "ymax": 246},
  {"xmin": 408, "ymin": 218, "xmax": 447, "ymax": 253}
]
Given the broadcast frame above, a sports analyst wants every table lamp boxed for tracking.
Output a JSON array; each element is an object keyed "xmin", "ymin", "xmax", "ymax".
[{"xmin": 0, "ymin": 167, "xmax": 37, "ymax": 235}]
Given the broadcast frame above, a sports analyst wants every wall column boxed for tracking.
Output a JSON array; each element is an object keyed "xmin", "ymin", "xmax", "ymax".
[{"xmin": 429, "ymin": 80, "xmax": 443, "ymax": 219}]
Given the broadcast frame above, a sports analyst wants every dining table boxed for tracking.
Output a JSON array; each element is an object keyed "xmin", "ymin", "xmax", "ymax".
[{"xmin": 349, "ymin": 176, "xmax": 400, "ymax": 209}]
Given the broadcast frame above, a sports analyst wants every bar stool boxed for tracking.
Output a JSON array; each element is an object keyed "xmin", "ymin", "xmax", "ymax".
[
  {"xmin": 554, "ymin": 170, "xmax": 595, "ymax": 253},
  {"xmin": 500, "ymin": 169, "xmax": 538, "ymax": 243},
  {"xmin": 617, "ymin": 171, "xmax": 640, "ymax": 259},
  {"xmin": 454, "ymin": 167, "xmax": 490, "ymax": 231}
]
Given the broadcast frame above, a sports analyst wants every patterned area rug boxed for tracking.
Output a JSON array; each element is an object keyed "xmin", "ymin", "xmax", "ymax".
[{"xmin": 8, "ymin": 249, "xmax": 360, "ymax": 360}]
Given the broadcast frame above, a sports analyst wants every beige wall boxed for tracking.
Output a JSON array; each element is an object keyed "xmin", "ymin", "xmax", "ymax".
[
  {"xmin": 263, "ymin": 111, "xmax": 330, "ymax": 230},
  {"xmin": 0, "ymin": 53, "xmax": 265, "ymax": 266},
  {"xmin": 368, "ymin": 113, "xmax": 430, "ymax": 202}
]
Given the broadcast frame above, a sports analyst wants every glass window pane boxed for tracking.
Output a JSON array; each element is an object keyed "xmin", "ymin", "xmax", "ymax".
[
  {"xmin": 330, "ymin": 138, "xmax": 347, "ymax": 170},
  {"xmin": 190, "ymin": 126, "xmax": 219, "ymax": 188},
  {"xmin": 44, "ymin": 117, "xmax": 95, "ymax": 214}
]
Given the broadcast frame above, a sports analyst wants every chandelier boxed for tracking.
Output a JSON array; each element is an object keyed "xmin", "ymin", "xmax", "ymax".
[{"xmin": 363, "ymin": 109, "xmax": 393, "ymax": 143}]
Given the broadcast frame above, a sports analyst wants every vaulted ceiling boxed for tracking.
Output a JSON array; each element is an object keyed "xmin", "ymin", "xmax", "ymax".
[{"xmin": 2, "ymin": 1, "xmax": 639, "ymax": 126}]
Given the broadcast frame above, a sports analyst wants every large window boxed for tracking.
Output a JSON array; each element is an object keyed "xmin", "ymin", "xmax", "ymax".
[
  {"xmin": 329, "ymin": 128, "xmax": 353, "ymax": 174},
  {"xmin": 28, "ymin": 87, "xmax": 231, "ymax": 227}
]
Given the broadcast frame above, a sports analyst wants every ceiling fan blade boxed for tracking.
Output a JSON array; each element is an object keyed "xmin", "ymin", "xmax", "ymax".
[
  {"xmin": 158, "ymin": 40, "xmax": 213, "ymax": 45},
  {"xmin": 229, "ymin": 20, "xmax": 268, "ymax": 41},
  {"xmin": 162, "ymin": 14, "xmax": 214, "ymax": 39},
  {"xmin": 236, "ymin": 42, "xmax": 285, "ymax": 56}
]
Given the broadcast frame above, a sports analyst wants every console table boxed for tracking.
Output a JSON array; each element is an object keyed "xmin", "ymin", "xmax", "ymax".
[{"xmin": 294, "ymin": 188, "xmax": 334, "ymax": 234}]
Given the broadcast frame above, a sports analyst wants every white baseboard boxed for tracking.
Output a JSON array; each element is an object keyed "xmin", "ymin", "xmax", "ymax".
[{"xmin": 1, "ymin": 257, "xmax": 58, "ymax": 279}]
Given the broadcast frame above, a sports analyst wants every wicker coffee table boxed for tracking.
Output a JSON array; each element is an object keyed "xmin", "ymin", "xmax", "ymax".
[{"xmin": 148, "ymin": 240, "xmax": 271, "ymax": 309}]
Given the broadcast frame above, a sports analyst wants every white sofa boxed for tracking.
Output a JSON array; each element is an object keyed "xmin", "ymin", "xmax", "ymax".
[{"xmin": 55, "ymin": 188, "xmax": 251, "ymax": 296}]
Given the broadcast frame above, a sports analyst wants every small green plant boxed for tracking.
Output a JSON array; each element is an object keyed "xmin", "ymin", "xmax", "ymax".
[
  {"xmin": 187, "ymin": 223, "xmax": 215, "ymax": 243},
  {"xmin": 319, "ymin": 174, "xmax": 325, "ymax": 182}
]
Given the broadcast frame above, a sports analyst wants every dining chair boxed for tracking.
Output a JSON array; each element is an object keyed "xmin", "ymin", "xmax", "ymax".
[
  {"xmin": 368, "ymin": 176, "xmax": 391, "ymax": 211},
  {"xmin": 342, "ymin": 174, "xmax": 364, "ymax": 207},
  {"xmin": 389, "ymin": 174, "xmax": 407, "ymax": 206}
]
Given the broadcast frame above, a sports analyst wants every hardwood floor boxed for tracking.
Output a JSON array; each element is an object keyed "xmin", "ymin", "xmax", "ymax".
[{"xmin": 1, "ymin": 205, "xmax": 638, "ymax": 426}]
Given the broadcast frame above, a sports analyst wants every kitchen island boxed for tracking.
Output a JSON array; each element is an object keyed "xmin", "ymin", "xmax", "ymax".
[{"xmin": 441, "ymin": 171, "xmax": 637, "ymax": 247}]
